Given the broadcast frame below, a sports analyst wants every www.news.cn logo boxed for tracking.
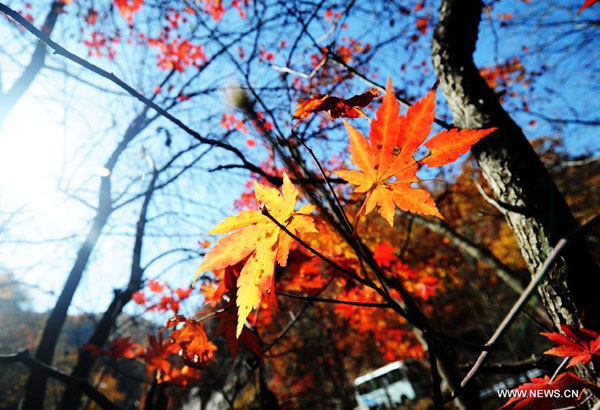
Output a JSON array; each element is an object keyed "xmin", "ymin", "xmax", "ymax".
[{"xmin": 497, "ymin": 389, "xmax": 581, "ymax": 399}]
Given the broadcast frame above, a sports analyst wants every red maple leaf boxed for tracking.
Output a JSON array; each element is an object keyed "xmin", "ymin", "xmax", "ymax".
[
  {"xmin": 132, "ymin": 290, "xmax": 146, "ymax": 305},
  {"xmin": 105, "ymin": 337, "xmax": 140, "ymax": 359},
  {"xmin": 372, "ymin": 242, "xmax": 398, "ymax": 267},
  {"xmin": 175, "ymin": 287, "xmax": 193, "ymax": 300},
  {"xmin": 541, "ymin": 324, "xmax": 600, "ymax": 367},
  {"xmin": 334, "ymin": 78, "xmax": 495, "ymax": 227},
  {"xmin": 85, "ymin": 8, "xmax": 98, "ymax": 25},
  {"xmin": 148, "ymin": 279, "xmax": 165, "ymax": 293},
  {"xmin": 501, "ymin": 371, "xmax": 599, "ymax": 409},
  {"xmin": 142, "ymin": 334, "xmax": 176, "ymax": 375},
  {"xmin": 414, "ymin": 276, "xmax": 438, "ymax": 300},
  {"xmin": 578, "ymin": 0, "xmax": 599, "ymax": 13},
  {"xmin": 215, "ymin": 310, "xmax": 262, "ymax": 358}
]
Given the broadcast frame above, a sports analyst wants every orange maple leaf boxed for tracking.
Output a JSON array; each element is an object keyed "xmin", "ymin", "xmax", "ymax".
[
  {"xmin": 541, "ymin": 324, "xmax": 600, "ymax": 367},
  {"xmin": 292, "ymin": 88, "xmax": 379, "ymax": 129},
  {"xmin": 166, "ymin": 315, "xmax": 217, "ymax": 363},
  {"xmin": 195, "ymin": 173, "xmax": 317, "ymax": 337},
  {"xmin": 335, "ymin": 77, "xmax": 495, "ymax": 226},
  {"xmin": 142, "ymin": 334, "xmax": 177, "ymax": 375}
]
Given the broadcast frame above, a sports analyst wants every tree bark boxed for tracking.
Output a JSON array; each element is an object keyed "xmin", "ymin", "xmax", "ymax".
[
  {"xmin": 0, "ymin": 1, "xmax": 62, "ymax": 125},
  {"xmin": 59, "ymin": 165, "xmax": 158, "ymax": 410},
  {"xmin": 432, "ymin": 0, "xmax": 600, "ymax": 383},
  {"xmin": 21, "ymin": 110, "xmax": 151, "ymax": 410}
]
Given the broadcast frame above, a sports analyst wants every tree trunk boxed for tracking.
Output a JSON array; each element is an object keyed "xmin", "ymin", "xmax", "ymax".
[
  {"xmin": 432, "ymin": 0, "xmax": 600, "ymax": 383},
  {"xmin": 21, "ymin": 111, "xmax": 150, "ymax": 410},
  {"xmin": 59, "ymin": 165, "xmax": 158, "ymax": 410},
  {"xmin": 0, "ymin": 1, "xmax": 62, "ymax": 125}
]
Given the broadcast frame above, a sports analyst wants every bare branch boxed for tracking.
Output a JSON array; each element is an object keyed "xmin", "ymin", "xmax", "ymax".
[{"xmin": 0, "ymin": 351, "xmax": 121, "ymax": 410}]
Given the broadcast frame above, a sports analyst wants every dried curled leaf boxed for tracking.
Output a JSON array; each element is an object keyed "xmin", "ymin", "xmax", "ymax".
[
  {"xmin": 195, "ymin": 173, "xmax": 317, "ymax": 337},
  {"xmin": 292, "ymin": 88, "xmax": 379, "ymax": 128}
]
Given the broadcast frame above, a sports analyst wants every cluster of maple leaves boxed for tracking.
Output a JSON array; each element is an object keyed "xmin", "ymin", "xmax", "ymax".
[
  {"xmin": 72, "ymin": 0, "xmax": 249, "ymax": 67},
  {"xmin": 499, "ymin": 325, "xmax": 600, "ymax": 408},
  {"xmin": 35, "ymin": 0, "xmax": 600, "ymax": 404},
  {"xmin": 196, "ymin": 78, "xmax": 493, "ymax": 356},
  {"xmin": 193, "ymin": 77, "xmax": 600, "ymax": 408}
]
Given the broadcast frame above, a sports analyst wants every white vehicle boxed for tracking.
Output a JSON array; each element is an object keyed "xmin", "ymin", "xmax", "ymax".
[{"xmin": 353, "ymin": 360, "xmax": 430, "ymax": 409}]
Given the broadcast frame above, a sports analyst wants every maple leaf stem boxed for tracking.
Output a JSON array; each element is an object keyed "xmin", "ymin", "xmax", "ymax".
[
  {"xmin": 550, "ymin": 357, "xmax": 570, "ymax": 383},
  {"xmin": 296, "ymin": 137, "xmax": 378, "ymax": 290}
]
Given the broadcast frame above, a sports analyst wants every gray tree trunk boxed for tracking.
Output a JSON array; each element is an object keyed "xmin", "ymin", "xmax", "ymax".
[
  {"xmin": 432, "ymin": 0, "xmax": 600, "ymax": 384},
  {"xmin": 21, "ymin": 110, "xmax": 151, "ymax": 410},
  {"xmin": 0, "ymin": 1, "xmax": 62, "ymax": 126}
]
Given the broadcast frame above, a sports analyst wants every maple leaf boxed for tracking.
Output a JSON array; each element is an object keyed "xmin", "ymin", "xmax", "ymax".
[
  {"xmin": 175, "ymin": 287, "xmax": 193, "ymax": 299},
  {"xmin": 292, "ymin": 88, "xmax": 379, "ymax": 129},
  {"xmin": 132, "ymin": 291, "xmax": 146, "ymax": 305},
  {"xmin": 142, "ymin": 334, "xmax": 176, "ymax": 375},
  {"xmin": 105, "ymin": 337, "xmax": 140, "ymax": 359},
  {"xmin": 541, "ymin": 324, "xmax": 600, "ymax": 367},
  {"xmin": 578, "ymin": 0, "xmax": 599, "ymax": 13},
  {"xmin": 373, "ymin": 242, "xmax": 398, "ymax": 267},
  {"xmin": 166, "ymin": 315, "xmax": 217, "ymax": 363},
  {"xmin": 500, "ymin": 371, "xmax": 599, "ymax": 409},
  {"xmin": 85, "ymin": 8, "xmax": 98, "ymax": 25},
  {"xmin": 215, "ymin": 310, "xmax": 262, "ymax": 358},
  {"xmin": 114, "ymin": 0, "xmax": 144, "ymax": 21},
  {"xmin": 414, "ymin": 276, "xmax": 438, "ymax": 300},
  {"xmin": 195, "ymin": 173, "xmax": 317, "ymax": 337},
  {"xmin": 335, "ymin": 77, "xmax": 495, "ymax": 226},
  {"xmin": 148, "ymin": 279, "xmax": 165, "ymax": 293}
]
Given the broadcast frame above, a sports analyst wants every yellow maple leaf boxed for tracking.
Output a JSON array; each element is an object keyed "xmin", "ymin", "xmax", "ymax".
[{"xmin": 195, "ymin": 173, "xmax": 317, "ymax": 337}]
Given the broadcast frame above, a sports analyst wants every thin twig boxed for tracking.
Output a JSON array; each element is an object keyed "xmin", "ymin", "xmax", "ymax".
[
  {"xmin": 474, "ymin": 180, "xmax": 506, "ymax": 215},
  {"xmin": 276, "ymin": 290, "xmax": 391, "ymax": 308},
  {"xmin": 448, "ymin": 213, "xmax": 600, "ymax": 402},
  {"xmin": 0, "ymin": 4, "xmax": 274, "ymax": 183},
  {"xmin": 296, "ymin": 137, "xmax": 382, "ymax": 292}
]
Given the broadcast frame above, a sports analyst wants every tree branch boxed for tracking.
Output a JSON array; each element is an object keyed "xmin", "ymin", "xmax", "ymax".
[
  {"xmin": 0, "ymin": 351, "xmax": 121, "ymax": 410},
  {"xmin": 449, "ymin": 213, "xmax": 600, "ymax": 402},
  {"xmin": 0, "ymin": 3, "xmax": 273, "ymax": 184}
]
